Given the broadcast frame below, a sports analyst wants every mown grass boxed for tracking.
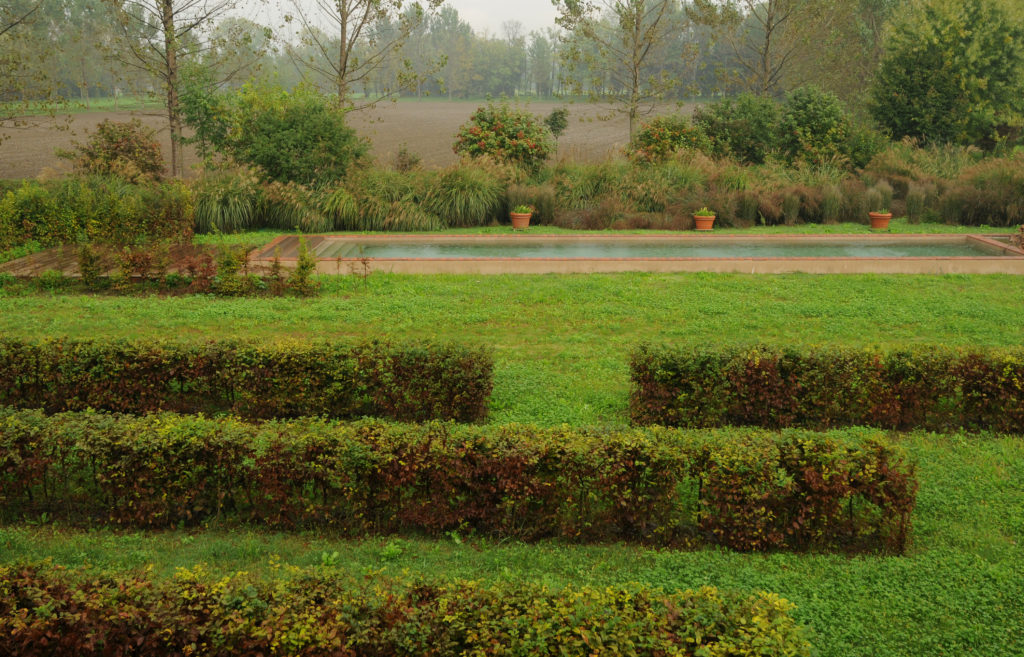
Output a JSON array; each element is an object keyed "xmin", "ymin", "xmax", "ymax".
[
  {"xmin": 2, "ymin": 432, "xmax": 1021, "ymax": 657},
  {"xmin": 1, "ymin": 272, "xmax": 1022, "ymax": 426}
]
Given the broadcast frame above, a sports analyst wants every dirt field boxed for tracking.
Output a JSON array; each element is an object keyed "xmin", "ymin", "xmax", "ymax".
[{"xmin": 0, "ymin": 100, "xmax": 688, "ymax": 179}]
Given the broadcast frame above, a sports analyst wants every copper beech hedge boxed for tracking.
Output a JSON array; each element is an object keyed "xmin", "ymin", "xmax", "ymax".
[
  {"xmin": 0, "ymin": 564, "xmax": 812, "ymax": 657},
  {"xmin": 0, "ymin": 338, "xmax": 493, "ymax": 423},
  {"xmin": 631, "ymin": 344, "xmax": 1024, "ymax": 432},
  {"xmin": 0, "ymin": 409, "xmax": 917, "ymax": 553}
]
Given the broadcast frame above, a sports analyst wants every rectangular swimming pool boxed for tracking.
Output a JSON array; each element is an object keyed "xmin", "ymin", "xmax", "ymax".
[{"xmin": 252, "ymin": 234, "xmax": 1024, "ymax": 275}]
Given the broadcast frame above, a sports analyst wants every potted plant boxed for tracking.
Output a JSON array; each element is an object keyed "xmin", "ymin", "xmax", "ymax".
[
  {"xmin": 693, "ymin": 207, "xmax": 716, "ymax": 231},
  {"xmin": 510, "ymin": 204, "xmax": 534, "ymax": 230},
  {"xmin": 868, "ymin": 208, "xmax": 893, "ymax": 230}
]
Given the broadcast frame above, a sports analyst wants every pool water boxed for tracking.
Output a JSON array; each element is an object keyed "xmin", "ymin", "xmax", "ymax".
[{"xmin": 316, "ymin": 239, "xmax": 1004, "ymax": 260}]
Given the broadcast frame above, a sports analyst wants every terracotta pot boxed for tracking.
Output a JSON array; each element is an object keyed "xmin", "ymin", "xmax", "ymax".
[
  {"xmin": 869, "ymin": 212, "xmax": 893, "ymax": 230},
  {"xmin": 693, "ymin": 215, "xmax": 716, "ymax": 231},
  {"xmin": 510, "ymin": 212, "xmax": 532, "ymax": 230}
]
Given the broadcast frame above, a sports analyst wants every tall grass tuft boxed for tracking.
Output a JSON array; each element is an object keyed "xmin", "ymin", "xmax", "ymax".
[
  {"xmin": 424, "ymin": 166, "xmax": 503, "ymax": 227},
  {"xmin": 821, "ymin": 184, "xmax": 843, "ymax": 223},
  {"xmin": 318, "ymin": 186, "xmax": 360, "ymax": 230},
  {"xmin": 192, "ymin": 171, "xmax": 261, "ymax": 234}
]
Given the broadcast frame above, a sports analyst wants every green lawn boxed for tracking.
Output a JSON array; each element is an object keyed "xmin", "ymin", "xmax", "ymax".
[
  {"xmin": 2, "ymin": 271, "xmax": 1021, "ymax": 426},
  {"xmin": 3, "ymin": 432, "xmax": 1022, "ymax": 657},
  {"xmin": 2, "ymin": 247, "xmax": 1023, "ymax": 656}
]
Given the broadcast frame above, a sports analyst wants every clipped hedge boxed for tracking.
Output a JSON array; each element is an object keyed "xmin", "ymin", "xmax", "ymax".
[
  {"xmin": 631, "ymin": 344, "xmax": 1024, "ymax": 433},
  {"xmin": 0, "ymin": 564, "xmax": 812, "ymax": 657},
  {"xmin": 0, "ymin": 409, "xmax": 917, "ymax": 552},
  {"xmin": 0, "ymin": 338, "xmax": 493, "ymax": 423}
]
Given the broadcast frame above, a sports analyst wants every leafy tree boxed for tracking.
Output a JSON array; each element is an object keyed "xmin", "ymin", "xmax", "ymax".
[
  {"xmin": 0, "ymin": 0, "xmax": 66, "ymax": 143},
  {"xmin": 554, "ymin": 0, "xmax": 692, "ymax": 139},
  {"xmin": 870, "ymin": 0, "xmax": 1024, "ymax": 146},
  {"xmin": 693, "ymin": 94, "xmax": 781, "ymax": 164},
  {"xmin": 779, "ymin": 86, "xmax": 851, "ymax": 164}
]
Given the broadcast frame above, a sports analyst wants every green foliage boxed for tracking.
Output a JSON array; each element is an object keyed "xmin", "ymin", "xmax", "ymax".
[
  {"xmin": 453, "ymin": 102, "xmax": 555, "ymax": 171},
  {"xmin": 423, "ymin": 165, "xmax": 504, "ymax": 226},
  {"xmin": 287, "ymin": 237, "xmax": 319, "ymax": 297},
  {"xmin": 192, "ymin": 170, "xmax": 263, "ymax": 234},
  {"xmin": 56, "ymin": 119, "xmax": 165, "ymax": 183},
  {"xmin": 628, "ymin": 114, "xmax": 711, "ymax": 163},
  {"xmin": 0, "ymin": 338, "xmax": 494, "ymax": 423},
  {"xmin": 180, "ymin": 82, "xmax": 369, "ymax": 184},
  {"xmin": 544, "ymin": 107, "xmax": 569, "ymax": 139},
  {"xmin": 0, "ymin": 176, "xmax": 193, "ymax": 251},
  {"xmin": 76, "ymin": 244, "xmax": 104, "ymax": 289},
  {"xmin": 0, "ymin": 409, "xmax": 915, "ymax": 553},
  {"xmin": 870, "ymin": 0, "xmax": 1024, "ymax": 146},
  {"xmin": 693, "ymin": 94, "xmax": 781, "ymax": 164},
  {"xmin": 0, "ymin": 563, "xmax": 811, "ymax": 657},
  {"xmin": 779, "ymin": 86, "xmax": 852, "ymax": 165},
  {"xmin": 631, "ymin": 344, "xmax": 1024, "ymax": 433}
]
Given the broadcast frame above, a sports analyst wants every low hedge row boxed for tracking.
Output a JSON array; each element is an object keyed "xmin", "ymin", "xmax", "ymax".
[
  {"xmin": 0, "ymin": 338, "xmax": 493, "ymax": 423},
  {"xmin": 0, "ymin": 564, "xmax": 812, "ymax": 657},
  {"xmin": 0, "ymin": 409, "xmax": 917, "ymax": 552},
  {"xmin": 631, "ymin": 344, "xmax": 1024, "ymax": 432}
]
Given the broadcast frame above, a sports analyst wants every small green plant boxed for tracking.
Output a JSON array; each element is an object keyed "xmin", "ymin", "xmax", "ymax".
[
  {"xmin": 37, "ymin": 269, "xmax": 69, "ymax": 291},
  {"xmin": 77, "ymin": 244, "xmax": 105, "ymax": 289},
  {"xmin": 287, "ymin": 237, "xmax": 320, "ymax": 297},
  {"xmin": 694, "ymin": 206, "xmax": 716, "ymax": 217},
  {"xmin": 544, "ymin": 107, "xmax": 569, "ymax": 141},
  {"xmin": 392, "ymin": 144, "xmax": 422, "ymax": 172},
  {"xmin": 0, "ymin": 272, "xmax": 17, "ymax": 288},
  {"xmin": 512, "ymin": 204, "xmax": 534, "ymax": 214},
  {"xmin": 380, "ymin": 539, "xmax": 405, "ymax": 562}
]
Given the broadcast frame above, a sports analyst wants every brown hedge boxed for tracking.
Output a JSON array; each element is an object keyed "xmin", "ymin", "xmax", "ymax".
[
  {"xmin": 0, "ymin": 338, "xmax": 493, "ymax": 423},
  {"xmin": 630, "ymin": 344, "xmax": 1024, "ymax": 432},
  {"xmin": 0, "ymin": 564, "xmax": 812, "ymax": 657},
  {"xmin": 0, "ymin": 409, "xmax": 917, "ymax": 553}
]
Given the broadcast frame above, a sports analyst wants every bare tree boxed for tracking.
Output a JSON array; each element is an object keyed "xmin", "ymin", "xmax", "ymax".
[
  {"xmin": 1, "ymin": 0, "xmax": 67, "ymax": 143},
  {"xmin": 554, "ymin": 0, "xmax": 692, "ymax": 139},
  {"xmin": 689, "ymin": 0, "xmax": 829, "ymax": 96},
  {"xmin": 105, "ymin": 0, "xmax": 254, "ymax": 175},
  {"xmin": 285, "ymin": 0, "xmax": 443, "ymax": 109}
]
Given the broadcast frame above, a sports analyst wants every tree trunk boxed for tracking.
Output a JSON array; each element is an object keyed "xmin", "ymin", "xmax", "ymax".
[{"xmin": 162, "ymin": 0, "xmax": 180, "ymax": 176}]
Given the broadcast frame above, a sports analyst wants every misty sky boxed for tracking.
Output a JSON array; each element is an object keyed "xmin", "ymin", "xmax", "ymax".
[{"xmin": 444, "ymin": 0, "xmax": 559, "ymax": 35}]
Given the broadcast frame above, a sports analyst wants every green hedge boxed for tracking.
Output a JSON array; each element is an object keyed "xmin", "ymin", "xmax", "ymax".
[
  {"xmin": 631, "ymin": 344, "xmax": 1024, "ymax": 432},
  {"xmin": 0, "ymin": 338, "xmax": 493, "ymax": 423},
  {"xmin": 0, "ymin": 409, "xmax": 917, "ymax": 552},
  {"xmin": 0, "ymin": 564, "xmax": 812, "ymax": 657}
]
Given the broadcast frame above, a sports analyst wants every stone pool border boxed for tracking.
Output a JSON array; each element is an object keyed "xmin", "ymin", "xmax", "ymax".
[{"xmin": 250, "ymin": 233, "xmax": 1024, "ymax": 275}]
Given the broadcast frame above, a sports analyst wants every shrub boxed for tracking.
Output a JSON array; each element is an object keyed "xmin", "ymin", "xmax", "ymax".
[
  {"xmin": 0, "ymin": 177, "xmax": 193, "ymax": 251},
  {"xmin": 544, "ymin": 107, "xmax": 569, "ymax": 140},
  {"xmin": 0, "ymin": 338, "xmax": 494, "ymax": 422},
  {"xmin": 693, "ymin": 94, "xmax": 781, "ymax": 164},
  {"xmin": 628, "ymin": 114, "xmax": 711, "ymax": 164},
  {"xmin": 779, "ymin": 86, "xmax": 852, "ymax": 165},
  {"xmin": 423, "ymin": 165, "xmax": 504, "ymax": 226},
  {"xmin": 0, "ymin": 409, "xmax": 915, "ymax": 552},
  {"xmin": 453, "ymin": 102, "xmax": 555, "ymax": 171},
  {"xmin": 0, "ymin": 564, "xmax": 813, "ymax": 657},
  {"xmin": 56, "ymin": 118, "xmax": 165, "ymax": 182},
  {"xmin": 181, "ymin": 82, "xmax": 369, "ymax": 184},
  {"xmin": 630, "ymin": 344, "xmax": 1024, "ymax": 433}
]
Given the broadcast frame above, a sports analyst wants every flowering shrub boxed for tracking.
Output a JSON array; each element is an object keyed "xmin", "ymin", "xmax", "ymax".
[
  {"xmin": 628, "ymin": 115, "xmax": 711, "ymax": 163},
  {"xmin": 453, "ymin": 102, "xmax": 555, "ymax": 171}
]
